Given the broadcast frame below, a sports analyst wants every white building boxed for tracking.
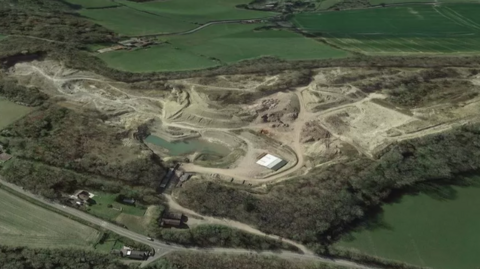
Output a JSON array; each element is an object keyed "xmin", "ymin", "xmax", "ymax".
[{"xmin": 256, "ymin": 153, "xmax": 287, "ymax": 171}]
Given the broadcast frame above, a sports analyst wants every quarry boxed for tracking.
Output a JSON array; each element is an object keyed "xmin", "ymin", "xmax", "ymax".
[{"xmin": 8, "ymin": 60, "xmax": 480, "ymax": 185}]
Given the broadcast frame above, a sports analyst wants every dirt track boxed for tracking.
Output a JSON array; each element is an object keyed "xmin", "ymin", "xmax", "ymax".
[{"xmin": 0, "ymin": 178, "xmax": 377, "ymax": 269}]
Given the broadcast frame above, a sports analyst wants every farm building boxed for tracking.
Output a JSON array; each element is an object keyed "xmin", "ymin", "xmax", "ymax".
[
  {"xmin": 160, "ymin": 168, "xmax": 175, "ymax": 188},
  {"xmin": 122, "ymin": 198, "xmax": 135, "ymax": 205},
  {"xmin": 256, "ymin": 153, "xmax": 287, "ymax": 171},
  {"xmin": 70, "ymin": 190, "xmax": 94, "ymax": 206},
  {"xmin": 160, "ymin": 211, "xmax": 184, "ymax": 228},
  {"xmin": 97, "ymin": 45, "xmax": 124, "ymax": 54},
  {"xmin": 120, "ymin": 247, "xmax": 148, "ymax": 260}
]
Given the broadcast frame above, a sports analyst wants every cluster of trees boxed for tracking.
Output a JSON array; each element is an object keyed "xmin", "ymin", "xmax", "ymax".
[
  {"xmin": 177, "ymin": 123, "xmax": 480, "ymax": 251},
  {"xmin": 0, "ymin": 104, "xmax": 166, "ymax": 203},
  {"xmin": 0, "ymin": 75, "xmax": 48, "ymax": 106},
  {"xmin": 0, "ymin": 246, "xmax": 136, "ymax": 269},
  {"xmin": 241, "ymin": 0, "xmax": 316, "ymax": 13},
  {"xmin": 0, "ymin": 0, "xmax": 115, "ymax": 44},
  {"xmin": 151, "ymin": 224, "xmax": 298, "ymax": 252},
  {"xmin": 329, "ymin": 0, "xmax": 370, "ymax": 10},
  {"xmin": 159, "ymin": 252, "xmax": 349, "ymax": 269}
]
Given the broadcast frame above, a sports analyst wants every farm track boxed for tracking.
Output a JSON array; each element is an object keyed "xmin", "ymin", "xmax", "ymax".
[
  {"xmin": 0, "ymin": 177, "xmax": 379, "ymax": 269},
  {"xmin": 131, "ymin": 17, "xmax": 280, "ymax": 38}
]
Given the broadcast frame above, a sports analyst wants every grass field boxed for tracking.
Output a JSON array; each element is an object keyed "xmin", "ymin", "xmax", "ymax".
[
  {"xmin": 0, "ymin": 99, "xmax": 33, "ymax": 130},
  {"xmin": 80, "ymin": 7, "xmax": 191, "ymax": 36},
  {"xmin": 79, "ymin": 0, "xmax": 274, "ymax": 35},
  {"xmin": 293, "ymin": 4, "xmax": 480, "ymax": 55},
  {"xmin": 98, "ymin": 24, "xmax": 349, "ymax": 72},
  {"xmin": 115, "ymin": 0, "xmax": 273, "ymax": 22},
  {"xmin": 0, "ymin": 188, "xmax": 100, "ymax": 249},
  {"xmin": 337, "ymin": 176, "xmax": 480, "ymax": 269},
  {"xmin": 87, "ymin": 192, "xmax": 146, "ymax": 220}
]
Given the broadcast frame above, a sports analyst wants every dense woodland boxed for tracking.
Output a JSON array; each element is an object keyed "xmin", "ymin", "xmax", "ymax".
[
  {"xmin": 0, "ymin": 103, "xmax": 166, "ymax": 203},
  {"xmin": 0, "ymin": 75, "xmax": 48, "ymax": 106},
  {"xmin": 160, "ymin": 252, "xmax": 349, "ymax": 269},
  {"xmin": 177, "ymin": 124, "xmax": 480, "ymax": 251},
  {"xmin": 0, "ymin": 246, "xmax": 351, "ymax": 269},
  {"xmin": 151, "ymin": 224, "xmax": 298, "ymax": 251},
  {"xmin": 0, "ymin": 0, "xmax": 115, "ymax": 45},
  {"xmin": 0, "ymin": 246, "xmax": 136, "ymax": 269}
]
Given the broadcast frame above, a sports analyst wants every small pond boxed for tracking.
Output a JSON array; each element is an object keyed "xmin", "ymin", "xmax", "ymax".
[{"xmin": 145, "ymin": 135, "xmax": 230, "ymax": 156}]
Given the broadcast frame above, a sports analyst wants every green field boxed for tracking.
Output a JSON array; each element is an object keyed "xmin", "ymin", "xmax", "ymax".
[
  {"xmin": 337, "ymin": 177, "xmax": 480, "ymax": 269},
  {"xmin": 0, "ymin": 188, "xmax": 100, "ymax": 249},
  {"xmin": 88, "ymin": 191, "xmax": 146, "ymax": 220},
  {"xmin": 0, "ymin": 99, "xmax": 33, "ymax": 130},
  {"xmin": 79, "ymin": 0, "xmax": 274, "ymax": 35},
  {"xmin": 99, "ymin": 24, "xmax": 349, "ymax": 72},
  {"xmin": 80, "ymin": 7, "xmax": 191, "ymax": 36},
  {"xmin": 293, "ymin": 4, "xmax": 480, "ymax": 55},
  {"xmin": 115, "ymin": 0, "xmax": 273, "ymax": 22}
]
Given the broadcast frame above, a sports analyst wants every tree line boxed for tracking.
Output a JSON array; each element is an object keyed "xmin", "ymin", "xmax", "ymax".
[{"xmin": 176, "ymin": 123, "xmax": 480, "ymax": 253}]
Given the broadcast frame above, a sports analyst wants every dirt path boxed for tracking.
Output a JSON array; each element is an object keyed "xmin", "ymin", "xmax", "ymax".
[{"xmin": 165, "ymin": 195, "xmax": 314, "ymax": 255}]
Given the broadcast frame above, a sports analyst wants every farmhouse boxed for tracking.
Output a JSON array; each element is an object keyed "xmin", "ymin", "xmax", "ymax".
[
  {"xmin": 256, "ymin": 153, "xmax": 287, "ymax": 171},
  {"xmin": 118, "ymin": 38, "xmax": 154, "ymax": 48},
  {"xmin": 70, "ymin": 190, "xmax": 94, "ymax": 205}
]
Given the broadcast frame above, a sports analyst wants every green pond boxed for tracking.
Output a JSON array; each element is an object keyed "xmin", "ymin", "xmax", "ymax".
[
  {"xmin": 338, "ymin": 177, "xmax": 480, "ymax": 269},
  {"xmin": 145, "ymin": 135, "xmax": 230, "ymax": 156}
]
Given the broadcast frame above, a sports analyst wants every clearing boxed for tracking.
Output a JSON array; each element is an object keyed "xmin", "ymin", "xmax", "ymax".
[
  {"xmin": 0, "ymin": 98, "xmax": 33, "ymax": 129},
  {"xmin": 0, "ymin": 188, "xmax": 100, "ymax": 249}
]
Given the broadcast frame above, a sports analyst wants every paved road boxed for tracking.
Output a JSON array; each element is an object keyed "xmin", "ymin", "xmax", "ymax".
[
  {"xmin": 0, "ymin": 178, "xmax": 182, "ymax": 256},
  {"xmin": 0, "ymin": 178, "xmax": 376, "ymax": 269}
]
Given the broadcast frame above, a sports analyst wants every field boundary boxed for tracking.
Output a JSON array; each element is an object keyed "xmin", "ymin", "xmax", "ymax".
[{"xmin": 0, "ymin": 180, "xmax": 102, "ymax": 230}]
